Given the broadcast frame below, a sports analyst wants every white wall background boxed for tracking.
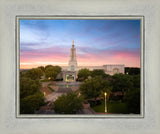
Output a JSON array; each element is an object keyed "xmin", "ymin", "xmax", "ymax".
[{"xmin": 0, "ymin": 0, "xmax": 160, "ymax": 134}]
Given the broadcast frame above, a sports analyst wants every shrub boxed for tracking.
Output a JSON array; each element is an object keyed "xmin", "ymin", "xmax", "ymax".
[
  {"xmin": 124, "ymin": 88, "xmax": 140, "ymax": 114},
  {"xmin": 20, "ymin": 92, "xmax": 45, "ymax": 114},
  {"xmin": 20, "ymin": 77, "xmax": 41, "ymax": 98},
  {"xmin": 53, "ymin": 92, "xmax": 83, "ymax": 114},
  {"xmin": 109, "ymin": 95, "xmax": 123, "ymax": 101}
]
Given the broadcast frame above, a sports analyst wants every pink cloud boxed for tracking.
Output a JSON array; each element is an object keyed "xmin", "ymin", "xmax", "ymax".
[
  {"xmin": 20, "ymin": 46, "xmax": 140, "ymax": 69},
  {"xmin": 76, "ymin": 49, "xmax": 140, "ymax": 67}
]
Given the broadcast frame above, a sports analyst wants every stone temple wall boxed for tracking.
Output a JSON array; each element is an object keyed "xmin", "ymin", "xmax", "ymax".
[
  {"xmin": 61, "ymin": 64, "xmax": 125, "ymax": 75},
  {"xmin": 77, "ymin": 66, "xmax": 104, "ymax": 71},
  {"xmin": 103, "ymin": 64, "xmax": 125, "ymax": 75}
]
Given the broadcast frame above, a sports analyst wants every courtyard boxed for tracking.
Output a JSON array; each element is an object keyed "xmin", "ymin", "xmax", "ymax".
[
  {"xmin": 36, "ymin": 80, "xmax": 96, "ymax": 114},
  {"xmin": 41, "ymin": 81, "xmax": 81, "ymax": 103}
]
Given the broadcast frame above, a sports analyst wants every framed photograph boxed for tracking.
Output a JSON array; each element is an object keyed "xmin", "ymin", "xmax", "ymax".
[
  {"xmin": 0, "ymin": 0, "xmax": 160, "ymax": 134},
  {"xmin": 16, "ymin": 16, "xmax": 144, "ymax": 118}
]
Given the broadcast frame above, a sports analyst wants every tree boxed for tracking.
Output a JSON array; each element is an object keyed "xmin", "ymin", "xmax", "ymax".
[
  {"xmin": 20, "ymin": 76, "xmax": 45, "ymax": 114},
  {"xmin": 45, "ymin": 65, "xmax": 54, "ymax": 71},
  {"xmin": 38, "ymin": 66, "xmax": 45, "ymax": 72},
  {"xmin": 101, "ymin": 80, "xmax": 112, "ymax": 101},
  {"xmin": 45, "ymin": 66, "xmax": 62, "ymax": 80},
  {"xmin": 79, "ymin": 76, "xmax": 111, "ymax": 102},
  {"xmin": 20, "ymin": 92, "xmax": 45, "ymax": 114},
  {"xmin": 20, "ymin": 77, "xmax": 41, "ymax": 98},
  {"xmin": 53, "ymin": 66, "xmax": 61, "ymax": 73},
  {"xmin": 53, "ymin": 92, "xmax": 83, "ymax": 114},
  {"xmin": 91, "ymin": 69, "xmax": 107, "ymax": 78},
  {"xmin": 133, "ymin": 74, "xmax": 140, "ymax": 88},
  {"xmin": 111, "ymin": 73, "xmax": 133, "ymax": 92},
  {"xmin": 125, "ymin": 67, "xmax": 140, "ymax": 75},
  {"xmin": 25, "ymin": 68, "xmax": 43, "ymax": 80},
  {"xmin": 78, "ymin": 68, "xmax": 91, "ymax": 81},
  {"xmin": 124, "ymin": 88, "xmax": 140, "ymax": 114}
]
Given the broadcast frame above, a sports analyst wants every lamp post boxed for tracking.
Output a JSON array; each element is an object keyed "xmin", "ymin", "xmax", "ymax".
[
  {"xmin": 78, "ymin": 92, "xmax": 81, "ymax": 97},
  {"xmin": 43, "ymin": 92, "xmax": 46, "ymax": 96},
  {"xmin": 104, "ymin": 92, "xmax": 107, "ymax": 113}
]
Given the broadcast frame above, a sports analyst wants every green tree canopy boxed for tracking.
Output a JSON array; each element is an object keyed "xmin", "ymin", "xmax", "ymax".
[
  {"xmin": 53, "ymin": 65, "xmax": 61, "ymax": 73},
  {"xmin": 111, "ymin": 73, "xmax": 133, "ymax": 92},
  {"xmin": 79, "ymin": 76, "xmax": 112, "ymax": 101},
  {"xmin": 20, "ymin": 92, "xmax": 45, "ymax": 114},
  {"xmin": 45, "ymin": 65, "xmax": 54, "ymax": 71},
  {"xmin": 125, "ymin": 67, "xmax": 140, "ymax": 75},
  {"xmin": 20, "ymin": 77, "xmax": 41, "ymax": 98},
  {"xmin": 45, "ymin": 66, "xmax": 62, "ymax": 80},
  {"xmin": 38, "ymin": 66, "xmax": 45, "ymax": 72},
  {"xmin": 20, "ymin": 76, "xmax": 45, "ymax": 114},
  {"xmin": 91, "ymin": 69, "xmax": 107, "ymax": 78},
  {"xmin": 24, "ymin": 68, "xmax": 43, "ymax": 80},
  {"xmin": 124, "ymin": 88, "xmax": 140, "ymax": 114},
  {"xmin": 78, "ymin": 68, "xmax": 91, "ymax": 81},
  {"xmin": 100, "ymin": 79, "xmax": 112, "ymax": 100},
  {"xmin": 53, "ymin": 92, "xmax": 83, "ymax": 114},
  {"xmin": 133, "ymin": 74, "xmax": 140, "ymax": 88}
]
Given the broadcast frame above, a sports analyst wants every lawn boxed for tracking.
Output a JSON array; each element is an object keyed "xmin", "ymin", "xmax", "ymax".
[
  {"xmin": 40, "ymin": 79, "xmax": 51, "ymax": 82},
  {"xmin": 92, "ymin": 101, "xmax": 128, "ymax": 114}
]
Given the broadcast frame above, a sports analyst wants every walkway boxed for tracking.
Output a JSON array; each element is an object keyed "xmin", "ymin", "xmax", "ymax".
[
  {"xmin": 43, "ymin": 81, "xmax": 81, "ymax": 103},
  {"xmin": 45, "ymin": 92, "xmax": 63, "ymax": 102},
  {"xmin": 57, "ymin": 87, "xmax": 72, "ymax": 93},
  {"xmin": 36, "ymin": 81, "xmax": 83, "ymax": 114}
]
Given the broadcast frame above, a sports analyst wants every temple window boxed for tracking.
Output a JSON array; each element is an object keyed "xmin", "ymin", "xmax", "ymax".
[{"xmin": 71, "ymin": 65, "xmax": 74, "ymax": 71}]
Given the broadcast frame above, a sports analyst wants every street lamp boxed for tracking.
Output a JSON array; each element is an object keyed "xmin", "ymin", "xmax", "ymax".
[
  {"xmin": 43, "ymin": 92, "xmax": 46, "ymax": 96},
  {"xmin": 104, "ymin": 92, "xmax": 107, "ymax": 113},
  {"xmin": 78, "ymin": 92, "xmax": 81, "ymax": 97}
]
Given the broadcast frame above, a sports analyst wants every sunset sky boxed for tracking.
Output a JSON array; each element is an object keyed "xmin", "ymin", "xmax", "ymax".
[{"xmin": 20, "ymin": 19, "xmax": 141, "ymax": 69}]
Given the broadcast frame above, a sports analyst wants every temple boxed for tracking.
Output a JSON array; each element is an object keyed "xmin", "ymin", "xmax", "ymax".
[
  {"xmin": 68, "ymin": 40, "xmax": 77, "ymax": 71},
  {"xmin": 62, "ymin": 41, "xmax": 124, "ymax": 82}
]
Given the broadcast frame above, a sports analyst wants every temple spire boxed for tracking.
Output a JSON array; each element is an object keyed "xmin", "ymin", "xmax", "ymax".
[
  {"xmin": 69, "ymin": 40, "xmax": 77, "ymax": 70},
  {"xmin": 72, "ymin": 40, "xmax": 74, "ymax": 47}
]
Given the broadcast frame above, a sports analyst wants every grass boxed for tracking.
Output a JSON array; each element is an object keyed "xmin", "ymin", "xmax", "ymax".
[
  {"xmin": 41, "ymin": 79, "xmax": 51, "ymax": 82},
  {"xmin": 92, "ymin": 101, "xmax": 128, "ymax": 114},
  {"xmin": 47, "ymin": 86, "xmax": 55, "ymax": 92}
]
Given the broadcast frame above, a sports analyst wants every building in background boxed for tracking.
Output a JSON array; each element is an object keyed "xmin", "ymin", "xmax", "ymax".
[{"xmin": 62, "ymin": 41, "xmax": 124, "ymax": 82}]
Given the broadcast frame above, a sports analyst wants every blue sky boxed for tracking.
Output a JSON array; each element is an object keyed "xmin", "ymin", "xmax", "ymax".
[{"xmin": 20, "ymin": 19, "xmax": 141, "ymax": 69}]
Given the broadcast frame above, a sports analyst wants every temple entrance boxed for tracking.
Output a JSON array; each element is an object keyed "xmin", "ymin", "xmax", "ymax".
[
  {"xmin": 63, "ymin": 71, "xmax": 76, "ymax": 82},
  {"xmin": 113, "ymin": 68, "xmax": 119, "ymax": 74},
  {"xmin": 66, "ymin": 74, "xmax": 74, "ymax": 82}
]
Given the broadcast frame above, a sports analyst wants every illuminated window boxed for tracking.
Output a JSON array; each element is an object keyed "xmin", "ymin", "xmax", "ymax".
[{"xmin": 71, "ymin": 65, "xmax": 74, "ymax": 71}]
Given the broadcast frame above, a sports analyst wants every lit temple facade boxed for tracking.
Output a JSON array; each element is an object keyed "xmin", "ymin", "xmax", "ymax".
[{"xmin": 62, "ymin": 41, "xmax": 125, "ymax": 82}]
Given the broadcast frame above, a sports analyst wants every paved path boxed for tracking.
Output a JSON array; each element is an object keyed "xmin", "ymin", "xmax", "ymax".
[
  {"xmin": 57, "ymin": 87, "xmax": 72, "ymax": 93},
  {"xmin": 45, "ymin": 92, "xmax": 63, "ymax": 102}
]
